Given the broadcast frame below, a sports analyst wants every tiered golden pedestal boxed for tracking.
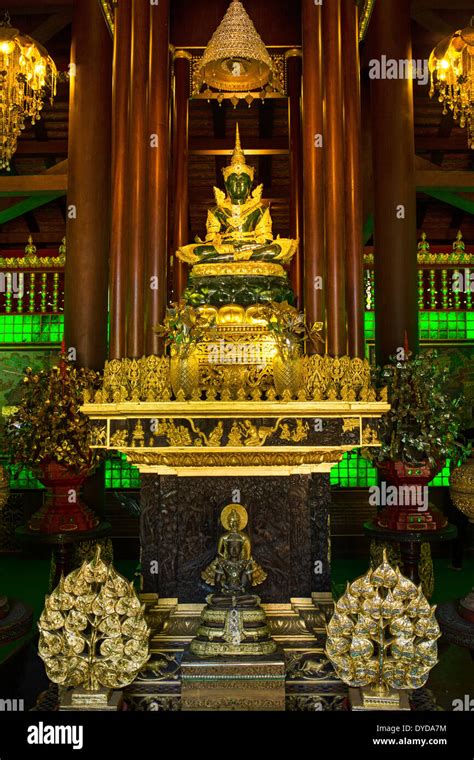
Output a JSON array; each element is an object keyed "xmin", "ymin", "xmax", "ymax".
[{"xmin": 181, "ymin": 650, "xmax": 286, "ymax": 711}]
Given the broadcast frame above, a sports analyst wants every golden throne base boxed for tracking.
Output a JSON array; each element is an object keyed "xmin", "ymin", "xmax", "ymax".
[{"xmin": 181, "ymin": 650, "xmax": 286, "ymax": 711}]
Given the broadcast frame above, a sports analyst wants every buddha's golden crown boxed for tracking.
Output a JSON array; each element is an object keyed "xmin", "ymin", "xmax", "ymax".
[{"xmin": 222, "ymin": 124, "xmax": 255, "ymax": 182}]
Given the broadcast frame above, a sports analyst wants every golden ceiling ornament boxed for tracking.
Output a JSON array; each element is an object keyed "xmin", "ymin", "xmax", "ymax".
[
  {"xmin": 325, "ymin": 550, "xmax": 440, "ymax": 711},
  {"xmin": 199, "ymin": 0, "xmax": 273, "ymax": 94},
  {"xmin": 429, "ymin": 17, "xmax": 474, "ymax": 149},
  {"xmin": 38, "ymin": 547, "xmax": 150, "ymax": 701},
  {"xmin": 0, "ymin": 11, "xmax": 57, "ymax": 170}
]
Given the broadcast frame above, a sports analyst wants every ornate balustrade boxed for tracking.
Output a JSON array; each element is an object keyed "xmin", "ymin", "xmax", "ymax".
[{"xmin": 0, "ymin": 236, "xmax": 65, "ymax": 316}]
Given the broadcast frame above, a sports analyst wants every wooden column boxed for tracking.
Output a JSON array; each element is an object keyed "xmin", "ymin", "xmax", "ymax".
[
  {"xmin": 323, "ymin": 0, "xmax": 346, "ymax": 357},
  {"xmin": 126, "ymin": 0, "xmax": 149, "ymax": 358},
  {"xmin": 287, "ymin": 50, "xmax": 303, "ymax": 310},
  {"xmin": 370, "ymin": 0, "xmax": 418, "ymax": 365},
  {"xmin": 171, "ymin": 52, "xmax": 191, "ymax": 303},
  {"xmin": 145, "ymin": 0, "xmax": 170, "ymax": 354},
  {"xmin": 64, "ymin": 0, "xmax": 112, "ymax": 370},
  {"xmin": 109, "ymin": 0, "xmax": 131, "ymax": 360},
  {"xmin": 302, "ymin": 0, "xmax": 325, "ymax": 351},
  {"xmin": 342, "ymin": 0, "xmax": 364, "ymax": 358}
]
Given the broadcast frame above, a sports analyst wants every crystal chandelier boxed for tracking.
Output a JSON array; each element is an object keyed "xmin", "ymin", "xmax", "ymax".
[
  {"xmin": 0, "ymin": 12, "xmax": 57, "ymax": 170},
  {"xmin": 429, "ymin": 18, "xmax": 474, "ymax": 148}
]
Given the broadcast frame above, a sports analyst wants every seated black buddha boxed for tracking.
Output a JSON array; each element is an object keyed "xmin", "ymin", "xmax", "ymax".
[{"xmin": 190, "ymin": 504, "xmax": 276, "ymax": 656}]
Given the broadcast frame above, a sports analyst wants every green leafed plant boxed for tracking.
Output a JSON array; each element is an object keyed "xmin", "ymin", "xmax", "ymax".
[
  {"xmin": 262, "ymin": 301, "xmax": 324, "ymax": 360},
  {"xmin": 365, "ymin": 349, "xmax": 467, "ymax": 467},
  {"xmin": 153, "ymin": 301, "xmax": 215, "ymax": 357}
]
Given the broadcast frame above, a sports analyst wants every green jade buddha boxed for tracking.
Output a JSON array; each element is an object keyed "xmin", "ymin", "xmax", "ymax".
[{"xmin": 177, "ymin": 125, "xmax": 297, "ymax": 307}]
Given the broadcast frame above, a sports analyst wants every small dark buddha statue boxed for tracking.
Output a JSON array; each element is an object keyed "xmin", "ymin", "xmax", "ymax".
[
  {"xmin": 201, "ymin": 505, "xmax": 266, "ymax": 607},
  {"xmin": 190, "ymin": 504, "xmax": 276, "ymax": 656},
  {"xmin": 177, "ymin": 125, "xmax": 297, "ymax": 307}
]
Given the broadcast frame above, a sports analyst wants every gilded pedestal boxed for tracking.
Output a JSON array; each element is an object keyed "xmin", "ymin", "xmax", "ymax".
[
  {"xmin": 59, "ymin": 687, "xmax": 123, "ymax": 712},
  {"xmin": 181, "ymin": 650, "xmax": 286, "ymax": 711}
]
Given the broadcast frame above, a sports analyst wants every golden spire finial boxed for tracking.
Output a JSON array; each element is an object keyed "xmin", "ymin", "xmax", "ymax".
[
  {"xmin": 231, "ymin": 123, "xmax": 246, "ymax": 166},
  {"xmin": 222, "ymin": 123, "xmax": 255, "ymax": 182},
  {"xmin": 235, "ymin": 122, "xmax": 241, "ymax": 151}
]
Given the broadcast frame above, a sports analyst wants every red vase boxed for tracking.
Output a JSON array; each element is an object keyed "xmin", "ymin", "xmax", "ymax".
[
  {"xmin": 375, "ymin": 460, "xmax": 447, "ymax": 532},
  {"xmin": 28, "ymin": 461, "xmax": 99, "ymax": 533}
]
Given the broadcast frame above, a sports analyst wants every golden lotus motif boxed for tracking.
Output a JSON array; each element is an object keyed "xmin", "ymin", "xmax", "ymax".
[
  {"xmin": 38, "ymin": 548, "xmax": 150, "ymax": 691},
  {"xmin": 91, "ymin": 352, "xmax": 381, "ymax": 404},
  {"xmin": 325, "ymin": 551, "xmax": 440, "ymax": 708}
]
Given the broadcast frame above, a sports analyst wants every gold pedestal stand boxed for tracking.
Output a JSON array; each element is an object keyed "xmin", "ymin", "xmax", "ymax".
[
  {"xmin": 59, "ymin": 687, "xmax": 123, "ymax": 712},
  {"xmin": 181, "ymin": 650, "xmax": 286, "ymax": 711},
  {"xmin": 349, "ymin": 686, "xmax": 410, "ymax": 711}
]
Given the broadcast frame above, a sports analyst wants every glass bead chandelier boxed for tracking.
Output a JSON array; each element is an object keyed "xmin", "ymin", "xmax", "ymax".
[
  {"xmin": 0, "ymin": 12, "xmax": 57, "ymax": 170},
  {"xmin": 429, "ymin": 18, "xmax": 474, "ymax": 149}
]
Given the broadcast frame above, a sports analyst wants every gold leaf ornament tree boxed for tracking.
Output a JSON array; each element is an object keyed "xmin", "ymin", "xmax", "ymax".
[
  {"xmin": 38, "ymin": 548, "xmax": 150, "ymax": 692},
  {"xmin": 325, "ymin": 551, "xmax": 440, "ymax": 708}
]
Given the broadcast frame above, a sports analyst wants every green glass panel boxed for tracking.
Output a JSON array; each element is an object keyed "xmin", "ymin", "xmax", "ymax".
[
  {"xmin": 0, "ymin": 314, "xmax": 64, "ymax": 344},
  {"xmin": 364, "ymin": 312, "xmax": 375, "ymax": 341},
  {"xmin": 429, "ymin": 460, "xmax": 451, "ymax": 487},
  {"xmin": 330, "ymin": 450, "xmax": 378, "ymax": 488},
  {"xmin": 105, "ymin": 454, "xmax": 140, "ymax": 489}
]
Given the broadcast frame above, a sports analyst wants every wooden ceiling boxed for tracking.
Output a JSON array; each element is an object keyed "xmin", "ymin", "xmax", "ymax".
[{"xmin": 0, "ymin": 0, "xmax": 473, "ymax": 249}]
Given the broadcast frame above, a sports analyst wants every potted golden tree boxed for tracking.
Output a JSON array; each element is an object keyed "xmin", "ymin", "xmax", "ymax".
[
  {"xmin": 3, "ymin": 351, "xmax": 102, "ymax": 533},
  {"xmin": 264, "ymin": 301, "xmax": 323, "ymax": 398},
  {"xmin": 365, "ymin": 349, "xmax": 465, "ymax": 530},
  {"xmin": 154, "ymin": 301, "xmax": 214, "ymax": 399}
]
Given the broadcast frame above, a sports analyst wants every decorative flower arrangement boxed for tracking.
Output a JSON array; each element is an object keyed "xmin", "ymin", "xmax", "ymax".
[
  {"xmin": 153, "ymin": 301, "xmax": 215, "ymax": 357},
  {"xmin": 365, "ymin": 349, "xmax": 466, "ymax": 468},
  {"xmin": 3, "ymin": 351, "xmax": 102, "ymax": 475},
  {"xmin": 262, "ymin": 301, "xmax": 323, "ymax": 360}
]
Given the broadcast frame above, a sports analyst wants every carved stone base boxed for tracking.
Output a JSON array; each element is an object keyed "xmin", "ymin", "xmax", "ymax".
[
  {"xmin": 181, "ymin": 649, "xmax": 286, "ymax": 711},
  {"xmin": 140, "ymin": 473, "xmax": 332, "ymax": 602}
]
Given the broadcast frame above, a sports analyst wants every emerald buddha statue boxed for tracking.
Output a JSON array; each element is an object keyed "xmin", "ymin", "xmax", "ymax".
[
  {"xmin": 190, "ymin": 504, "xmax": 276, "ymax": 656},
  {"xmin": 177, "ymin": 125, "xmax": 297, "ymax": 308}
]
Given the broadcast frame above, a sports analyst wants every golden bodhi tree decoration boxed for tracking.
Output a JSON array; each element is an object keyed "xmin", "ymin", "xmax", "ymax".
[
  {"xmin": 325, "ymin": 551, "xmax": 440, "ymax": 710},
  {"xmin": 38, "ymin": 548, "xmax": 150, "ymax": 705}
]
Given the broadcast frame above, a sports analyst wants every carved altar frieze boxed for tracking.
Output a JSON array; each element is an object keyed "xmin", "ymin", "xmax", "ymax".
[{"xmin": 140, "ymin": 474, "xmax": 333, "ymax": 603}]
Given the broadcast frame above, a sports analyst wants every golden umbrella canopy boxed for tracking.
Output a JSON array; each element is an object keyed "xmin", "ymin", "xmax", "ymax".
[{"xmin": 199, "ymin": 0, "xmax": 273, "ymax": 93}]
